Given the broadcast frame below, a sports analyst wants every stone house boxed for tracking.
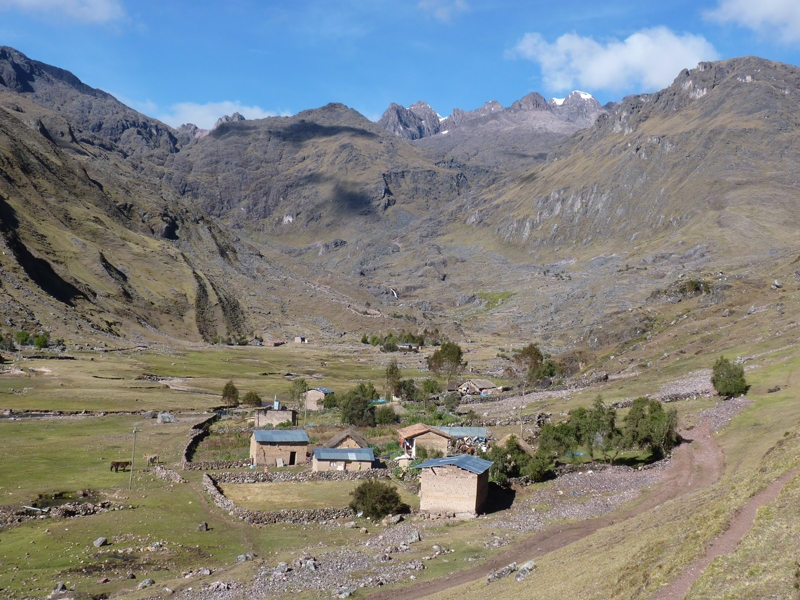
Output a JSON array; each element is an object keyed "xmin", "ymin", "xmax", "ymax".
[
  {"xmin": 415, "ymin": 454, "xmax": 493, "ymax": 515},
  {"xmin": 250, "ymin": 430, "xmax": 309, "ymax": 467},
  {"xmin": 304, "ymin": 387, "xmax": 335, "ymax": 411},
  {"xmin": 294, "ymin": 336, "xmax": 307, "ymax": 344},
  {"xmin": 254, "ymin": 407, "xmax": 297, "ymax": 427},
  {"xmin": 324, "ymin": 427, "xmax": 369, "ymax": 449},
  {"xmin": 397, "ymin": 424, "xmax": 452, "ymax": 458},
  {"xmin": 312, "ymin": 447, "xmax": 374, "ymax": 472},
  {"xmin": 458, "ymin": 379, "xmax": 501, "ymax": 396}
]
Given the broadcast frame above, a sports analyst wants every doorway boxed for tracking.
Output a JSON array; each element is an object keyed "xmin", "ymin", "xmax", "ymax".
[{"xmin": 289, "ymin": 451, "xmax": 296, "ymax": 466}]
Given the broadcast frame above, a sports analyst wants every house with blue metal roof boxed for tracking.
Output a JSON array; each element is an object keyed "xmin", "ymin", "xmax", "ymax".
[
  {"xmin": 415, "ymin": 454, "xmax": 494, "ymax": 515},
  {"xmin": 250, "ymin": 429, "xmax": 309, "ymax": 467},
  {"xmin": 312, "ymin": 447, "xmax": 375, "ymax": 472},
  {"xmin": 304, "ymin": 387, "xmax": 335, "ymax": 411}
]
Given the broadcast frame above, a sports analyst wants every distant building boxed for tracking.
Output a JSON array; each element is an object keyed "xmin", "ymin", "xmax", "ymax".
[
  {"xmin": 416, "ymin": 454, "xmax": 493, "ymax": 515},
  {"xmin": 294, "ymin": 336, "xmax": 307, "ymax": 344},
  {"xmin": 254, "ymin": 407, "xmax": 297, "ymax": 427},
  {"xmin": 324, "ymin": 427, "xmax": 369, "ymax": 449},
  {"xmin": 312, "ymin": 447, "xmax": 375, "ymax": 472},
  {"xmin": 397, "ymin": 424, "xmax": 452, "ymax": 458},
  {"xmin": 458, "ymin": 379, "xmax": 501, "ymax": 396},
  {"xmin": 304, "ymin": 387, "xmax": 335, "ymax": 411},
  {"xmin": 250, "ymin": 430, "xmax": 309, "ymax": 467}
]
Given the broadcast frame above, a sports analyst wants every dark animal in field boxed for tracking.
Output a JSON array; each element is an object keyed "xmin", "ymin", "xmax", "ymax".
[
  {"xmin": 143, "ymin": 454, "xmax": 159, "ymax": 466},
  {"xmin": 110, "ymin": 461, "xmax": 131, "ymax": 472}
]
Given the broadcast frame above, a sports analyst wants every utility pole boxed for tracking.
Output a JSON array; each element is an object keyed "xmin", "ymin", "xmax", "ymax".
[
  {"xmin": 129, "ymin": 428, "xmax": 137, "ymax": 490},
  {"xmin": 520, "ymin": 382, "xmax": 526, "ymax": 437}
]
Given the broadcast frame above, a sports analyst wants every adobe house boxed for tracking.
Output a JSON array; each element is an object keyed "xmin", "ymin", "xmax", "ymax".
[
  {"xmin": 304, "ymin": 387, "xmax": 335, "ymax": 411},
  {"xmin": 250, "ymin": 430, "xmax": 309, "ymax": 467},
  {"xmin": 312, "ymin": 447, "xmax": 375, "ymax": 472},
  {"xmin": 397, "ymin": 424, "xmax": 452, "ymax": 458},
  {"xmin": 415, "ymin": 454, "xmax": 493, "ymax": 515},
  {"xmin": 294, "ymin": 336, "xmax": 307, "ymax": 344},
  {"xmin": 324, "ymin": 427, "xmax": 369, "ymax": 449},
  {"xmin": 254, "ymin": 407, "xmax": 297, "ymax": 427},
  {"xmin": 458, "ymin": 379, "xmax": 501, "ymax": 396}
]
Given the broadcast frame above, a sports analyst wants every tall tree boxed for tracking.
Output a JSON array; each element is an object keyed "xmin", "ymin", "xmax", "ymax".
[
  {"xmin": 221, "ymin": 380, "xmax": 239, "ymax": 407},
  {"xmin": 384, "ymin": 359, "xmax": 401, "ymax": 400},
  {"xmin": 426, "ymin": 342, "xmax": 466, "ymax": 383}
]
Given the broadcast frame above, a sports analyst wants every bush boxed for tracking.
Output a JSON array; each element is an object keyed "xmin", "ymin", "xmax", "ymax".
[
  {"xmin": 711, "ymin": 356, "xmax": 749, "ymax": 397},
  {"xmin": 15, "ymin": 331, "xmax": 30, "ymax": 346},
  {"xmin": 375, "ymin": 405, "xmax": 398, "ymax": 425},
  {"xmin": 241, "ymin": 391, "xmax": 262, "ymax": 407},
  {"xmin": 349, "ymin": 479, "xmax": 408, "ymax": 520},
  {"xmin": 33, "ymin": 334, "xmax": 49, "ymax": 350}
]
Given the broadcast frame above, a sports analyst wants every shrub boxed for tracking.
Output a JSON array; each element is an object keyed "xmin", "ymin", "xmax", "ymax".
[
  {"xmin": 349, "ymin": 479, "xmax": 408, "ymax": 519},
  {"xmin": 711, "ymin": 356, "xmax": 749, "ymax": 397},
  {"xmin": 322, "ymin": 393, "xmax": 338, "ymax": 409},
  {"xmin": 15, "ymin": 331, "xmax": 30, "ymax": 346},
  {"xmin": 221, "ymin": 380, "xmax": 239, "ymax": 407},
  {"xmin": 375, "ymin": 405, "xmax": 398, "ymax": 425},
  {"xmin": 33, "ymin": 334, "xmax": 49, "ymax": 350},
  {"xmin": 241, "ymin": 391, "xmax": 262, "ymax": 407}
]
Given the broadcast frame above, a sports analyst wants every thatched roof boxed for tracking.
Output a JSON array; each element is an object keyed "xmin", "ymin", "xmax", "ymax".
[{"xmin": 324, "ymin": 427, "xmax": 369, "ymax": 449}]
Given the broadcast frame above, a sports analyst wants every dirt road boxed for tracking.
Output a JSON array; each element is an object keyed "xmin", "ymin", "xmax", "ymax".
[{"xmin": 366, "ymin": 422, "xmax": 726, "ymax": 600}]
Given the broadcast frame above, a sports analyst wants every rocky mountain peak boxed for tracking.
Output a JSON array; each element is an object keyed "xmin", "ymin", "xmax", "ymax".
[
  {"xmin": 508, "ymin": 92, "xmax": 550, "ymax": 112},
  {"xmin": 377, "ymin": 101, "xmax": 442, "ymax": 140},
  {"xmin": 213, "ymin": 112, "xmax": 245, "ymax": 129}
]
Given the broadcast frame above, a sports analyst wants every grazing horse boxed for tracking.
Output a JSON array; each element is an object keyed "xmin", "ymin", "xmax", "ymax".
[
  {"xmin": 143, "ymin": 454, "xmax": 159, "ymax": 467},
  {"xmin": 110, "ymin": 461, "xmax": 131, "ymax": 472}
]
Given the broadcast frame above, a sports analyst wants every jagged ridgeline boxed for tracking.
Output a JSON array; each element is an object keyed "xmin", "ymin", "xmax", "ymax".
[{"xmin": 0, "ymin": 45, "xmax": 799, "ymax": 346}]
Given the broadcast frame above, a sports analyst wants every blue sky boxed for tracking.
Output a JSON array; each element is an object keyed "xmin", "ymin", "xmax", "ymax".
[{"xmin": 2, "ymin": 0, "xmax": 800, "ymax": 128}]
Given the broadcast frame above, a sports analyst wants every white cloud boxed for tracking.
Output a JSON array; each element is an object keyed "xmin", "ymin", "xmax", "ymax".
[
  {"xmin": 508, "ymin": 27, "xmax": 719, "ymax": 94},
  {"xmin": 0, "ymin": 0, "xmax": 124, "ymax": 24},
  {"xmin": 155, "ymin": 101, "xmax": 282, "ymax": 130},
  {"xmin": 706, "ymin": 0, "xmax": 800, "ymax": 44},
  {"xmin": 417, "ymin": 0, "xmax": 468, "ymax": 23}
]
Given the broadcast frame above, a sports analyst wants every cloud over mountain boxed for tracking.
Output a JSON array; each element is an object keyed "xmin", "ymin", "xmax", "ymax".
[
  {"xmin": 706, "ymin": 0, "xmax": 800, "ymax": 44},
  {"xmin": 508, "ymin": 26, "xmax": 719, "ymax": 94}
]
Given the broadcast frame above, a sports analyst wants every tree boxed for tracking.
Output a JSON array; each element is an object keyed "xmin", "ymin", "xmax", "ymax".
[
  {"xmin": 514, "ymin": 343, "xmax": 543, "ymax": 382},
  {"xmin": 290, "ymin": 378, "xmax": 309, "ymax": 404},
  {"xmin": 426, "ymin": 341, "xmax": 466, "ymax": 383},
  {"xmin": 33, "ymin": 333, "xmax": 49, "ymax": 350},
  {"xmin": 349, "ymin": 479, "xmax": 408, "ymax": 519},
  {"xmin": 538, "ymin": 422, "xmax": 577, "ymax": 459},
  {"xmin": 241, "ymin": 391, "xmax": 262, "ymax": 407},
  {"xmin": 711, "ymin": 356, "xmax": 749, "ymax": 397},
  {"xmin": 624, "ymin": 397, "xmax": 679, "ymax": 459},
  {"xmin": 15, "ymin": 331, "xmax": 30, "ymax": 346},
  {"xmin": 397, "ymin": 379, "xmax": 418, "ymax": 403},
  {"xmin": 339, "ymin": 383, "xmax": 379, "ymax": 426},
  {"xmin": 221, "ymin": 380, "xmax": 239, "ymax": 407},
  {"xmin": 384, "ymin": 359, "xmax": 402, "ymax": 400}
]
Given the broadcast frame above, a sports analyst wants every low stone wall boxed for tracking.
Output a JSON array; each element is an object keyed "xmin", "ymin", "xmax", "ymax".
[
  {"xmin": 183, "ymin": 459, "xmax": 252, "ymax": 471},
  {"xmin": 212, "ymin": 468, "xmax": 390, "ymax": 484},
  {"xmin": 181, "ymin": 414, "xmax": 220, "ymax": 468},
  {"xmin": 152, "ymin": 466, "xmax": 187, "ymax": 483},
  {"xmin": 203, "ymin": 474, "xmax": 356, "ymax": 525},
  {"xmin": 1, "ymin": 501, "xmax": 126, "ymax": 530}
]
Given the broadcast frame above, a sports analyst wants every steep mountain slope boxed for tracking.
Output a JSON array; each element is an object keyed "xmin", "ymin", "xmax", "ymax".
[{"xmin": 477, "ymin": 57, "xmax": 800, "ymax": 264}]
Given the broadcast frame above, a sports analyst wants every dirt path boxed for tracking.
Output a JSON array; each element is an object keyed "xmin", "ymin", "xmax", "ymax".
[
  {"xmin": 650, "ymin": 467, "xmax": 800, "ymax": 600},
  {"xmin": 367, "ymin": 423, "xmax": 725, "ymax": 600}
]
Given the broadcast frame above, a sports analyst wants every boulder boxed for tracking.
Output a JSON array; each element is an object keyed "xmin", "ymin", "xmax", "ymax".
[
  {"xmin": 197, "ymin": 521, "xmax": 209, "ymax": 531},
  {"xmin": 93, "ymin": 537, "xmax": 108, "ymax": 548},
  {"xmin": 138, "ymin": 578, "xmax": 155, "ymax": 589}
]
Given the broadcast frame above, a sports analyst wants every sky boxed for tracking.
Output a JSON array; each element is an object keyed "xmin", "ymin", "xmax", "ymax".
[{"xmin": 3, "ymin": 0, "xmax": 800, "ymax": 128}]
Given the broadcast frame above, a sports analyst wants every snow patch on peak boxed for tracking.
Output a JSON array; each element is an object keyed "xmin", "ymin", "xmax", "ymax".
[
  {"xmin": 574, "ymin": 91, "xmax": 594, "ymax": 100},
  {"xmin": 551, "ymin": 97, "xmax": 565, "ymax": 106}
]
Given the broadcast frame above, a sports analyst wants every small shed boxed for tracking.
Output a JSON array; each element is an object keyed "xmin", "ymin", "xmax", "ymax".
[
  {"xmin": 416, "ymin": 454, "xmax": 493, "ymax": 515},
  {"xmin": 312, "ymin": 447, "xmax": 375, "ymax": 472},
  {"xmin": 304, "ymin": 387, "xmax": 335, "ymax": 411},
  {"xmin": 397, "ymin": 424, "xmax": 452, "ymax": 458},
  {"xmin": 458, "ymin": 379, "xmax": 501, "ymax": 396},
  {"xmin": 294, "ymin": 336, "xmax": 307, "ymax": 344},
  {"xmin": 324, "ymin": 427, "xmax": 369, "ymax": 449},
  {"xmin": 250, "ymin": 430, "xmax": 309, "ymax": 467},
  {"xmin": 254, "ymin": 407, "xmax": 297, "ymax": 427}
]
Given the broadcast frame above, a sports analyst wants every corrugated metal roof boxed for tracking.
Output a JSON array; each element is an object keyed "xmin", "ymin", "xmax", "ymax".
[
  {"xmin": 415, "ymin": 454, "xmax": 493, "ymax": 475},
  {"xmin": 313, "ymin": 447, "xmax": 375, "ymax": 462},
  {"xmin": 436, "ymin": 426, "xmax": 488, "ymax": 438},
  {"xmin": 313, "ymin": 387, "xmax": 335, "ymax": 394},
  {"xmin": 253, "ymin": 430, "xmax": 309, "ymax": 443}
]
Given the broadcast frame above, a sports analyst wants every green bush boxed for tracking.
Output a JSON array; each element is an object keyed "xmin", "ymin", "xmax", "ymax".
[
  {"xmin": 33, "ymin": 334, "xmax": 49, "ymax": 350},
  {"xmin": 349, "ymin": 479, "xmax": 409, "ymax": 519},
  {"xmin": 15, "ymin": 331, "xmax": 30, "ymax": 346},
  {"xmin": 221, "ymin": 380, "xmax": 239, "ymax": 407},
  {"xmin": 374, "ymin": 405, "xmax": 398, "ymax": 425},
  {"xmin": 241, "ymin": 391, "xmax": 262, "ymax": 407},
  {"xmin": 711, "ymin": 356, "xmax": 749, "ymax": 397}
]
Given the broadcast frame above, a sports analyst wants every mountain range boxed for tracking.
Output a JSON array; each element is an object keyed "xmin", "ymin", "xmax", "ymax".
[{"xmin": 0, "ymin": 46, "xmax": 797, "ymax": 353}]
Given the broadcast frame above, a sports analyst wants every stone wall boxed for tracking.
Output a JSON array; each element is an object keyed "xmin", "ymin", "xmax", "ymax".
[
  {"xmin": 181, "ymin": 414, "xmax": 219, "ymax": 468},
  {"xmin": 203, "ymin": 474, "xmax": 356, "ymax": 525},
  {"xmin": 183, "ymin": 459, "xmax": 252, "ymax": 471},
  {"xmin": 211, "ymin": 468, "xmax": 390, "ymax": 485},
  {"xmin": 152, "ymin": 466, "xmax": 187, "ymax": 483}
]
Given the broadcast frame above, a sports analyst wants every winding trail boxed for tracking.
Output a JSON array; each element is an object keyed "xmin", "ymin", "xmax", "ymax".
[
  {"xmin": 367, "ymin": 422, "xmax": 725, "ymax": 600},
  {"xmin": 651, "ymin": 467, "xmax": 800, "ymax": 600}
]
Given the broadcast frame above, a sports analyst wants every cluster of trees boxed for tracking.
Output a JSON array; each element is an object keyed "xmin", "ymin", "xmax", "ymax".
[
  {"xmin": 361, "ymin": 330, "xmax": 425, "ymax": 353},
  {"xmin": 485, "ymin": 396, "xmax": 680, "ymax": 484},
  {"xmin": 384, "ymin": 359, "xmax": 441, "ymax": 405},
  {"xmin": 513, "ymin": 343, "xmax": 559, "ymax": 384},
  {"xmin": 2, "ymin": 331, "xmax": 52, "ymax": 350}
]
